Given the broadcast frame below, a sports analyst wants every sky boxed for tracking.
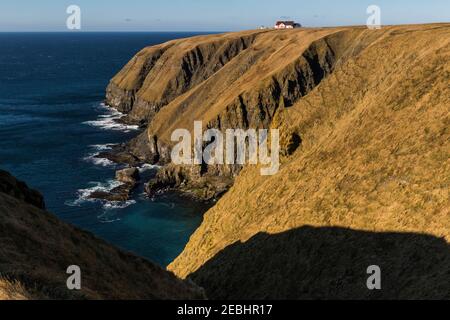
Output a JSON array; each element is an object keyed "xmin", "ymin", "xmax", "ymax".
[{"xmin": 0, "ymin": 0, "xmax": 449, "ymax": 32}]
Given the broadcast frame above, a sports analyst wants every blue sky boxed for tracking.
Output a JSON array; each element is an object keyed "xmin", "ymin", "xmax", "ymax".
[{"xmin": 0, "ymin": 0, "xmax": 449, "ymax": 31}]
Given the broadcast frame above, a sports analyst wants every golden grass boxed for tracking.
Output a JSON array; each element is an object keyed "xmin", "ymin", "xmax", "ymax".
[
  {"xmin": 147, "ymin": 28, "xmax": 352, "ymax": 143},
  {"xmin": 0, "ymin": 278, "xmax": 31, "ymax": 300},
  {"xmin": 168, "ymin": 24, "xmax": 450, "ymax": 279}
]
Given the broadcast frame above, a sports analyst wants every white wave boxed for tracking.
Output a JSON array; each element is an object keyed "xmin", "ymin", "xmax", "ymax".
[
  {"xmin": 83, "ymin": 103, "xmax": 139, "ymax": 132},
  {"xmin": 83, "ymin": 153, "xmax": 115, "ymax": 167},
  {"xmin": 65, "ymin": 180, "xmax": 123, "ymax": 207},
  {"xmin": 83, "ymin": 144, "xmax": 119, "ymax": 167},
  {"xmin": 88, "ymin": 143, "xmax": 117, "ymax": 151},
  {"xmin": 66, "ymin": 180, "xmax": 138, "ymax": 211},
  {"xmin": 138, "ymin": 163, "xmax": 161, "ymax": 173},
  {"xmin": 103, "ymin": 200, "xmax": 136, "ymax": 210}
]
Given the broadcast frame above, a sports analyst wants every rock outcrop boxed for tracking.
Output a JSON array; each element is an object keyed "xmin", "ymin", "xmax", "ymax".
[
  {"xmin": 0, "ymin": 170, "xmax": 204, "ymax": 300},
  {"xmin": 116, "ymin": 167, "xmax": 140, "ymax": 184},
  {"xmin": 89, "ymin": 168, "xmax": 140, "ymax": 202}
]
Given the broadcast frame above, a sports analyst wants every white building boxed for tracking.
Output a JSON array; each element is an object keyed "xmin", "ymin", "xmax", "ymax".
[{"xmin": 274, "ymin": 21, "xmax": 302, "ymax": 29}]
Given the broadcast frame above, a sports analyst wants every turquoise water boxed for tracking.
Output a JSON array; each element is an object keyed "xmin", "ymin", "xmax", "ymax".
[{"xmin": 0, "ymin": 32, "xmax": 212, "ymax": 266}]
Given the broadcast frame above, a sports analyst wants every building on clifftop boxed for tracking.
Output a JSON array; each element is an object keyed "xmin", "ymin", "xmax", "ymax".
[{"xmin": 274, "ymin": 21, "xmax": 302, "ymax": 29}]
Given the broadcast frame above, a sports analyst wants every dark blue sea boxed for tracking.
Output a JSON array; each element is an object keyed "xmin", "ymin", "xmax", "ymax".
[{"xmin": 0, "ymin": 32, "xmax": 212, "ymax": 267}]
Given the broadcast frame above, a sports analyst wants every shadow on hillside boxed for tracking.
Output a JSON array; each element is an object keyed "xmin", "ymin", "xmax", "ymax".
[{"xmin": 189, "ymin": 226, "xmax": 450, "ymax": 300}]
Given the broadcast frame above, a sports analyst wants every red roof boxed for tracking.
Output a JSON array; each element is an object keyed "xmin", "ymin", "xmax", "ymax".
[{"xmin": 275, "ymin": 21, "xmax": 295, "ymax": 26}]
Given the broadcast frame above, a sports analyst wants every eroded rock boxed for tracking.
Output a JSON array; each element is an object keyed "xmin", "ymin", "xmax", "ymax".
[{"xmin": 116, "ymin": 167, "xmax": 140, "ymax": 184}]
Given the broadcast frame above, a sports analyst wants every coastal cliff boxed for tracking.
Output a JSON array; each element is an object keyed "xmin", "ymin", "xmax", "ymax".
[
  {"xmin": 107, "ymin": 24, "xmax": 450, "ymax": 299},
  {"xmin": 106, "ymin": 27, "xmax": 365, "ymax": 199},
  {"xmin": 0, "ymin": 170, "xmax": 204, "ymax": 300}
]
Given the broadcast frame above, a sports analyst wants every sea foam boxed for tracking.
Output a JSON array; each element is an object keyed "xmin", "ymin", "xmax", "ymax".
[
  {"xmin": 83, "ymin": 153, "xmax": 115, "ymax": 167},
  {"xmin": 83, "ymin": 103, "xmax": 139, "ymax": 132},
  {"xmin": 138, "ymin": 163, "xmax": 161, "ymax": 172},
  {"xmin": 65, "ymin": 180, "xmax": 135, "ymax": 210},
  {"xmin": 83, "ymin": 143, "xmax": 117, "ymax": 167}
]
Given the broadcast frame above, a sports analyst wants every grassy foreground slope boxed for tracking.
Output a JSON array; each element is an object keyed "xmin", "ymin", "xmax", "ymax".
[
  {"xmin": 167, "ymin": 24, "xmax": 450, "ymax": 299},
  {"xmin": 0, "ymin": 170, "xmax": 204, "ymax": 300}
]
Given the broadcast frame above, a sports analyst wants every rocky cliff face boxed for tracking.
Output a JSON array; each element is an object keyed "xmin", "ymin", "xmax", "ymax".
[
  {"xmin": 0, "ymin": 170, "xmax": 204, "ymax": 300},
  {"xmin": 106, "ymin": 31, "xmax": 262, "ymax": 123},
  {"xmin": 106, "ymin": 24, "xmax": 450, "ymax": 299},
  {"xmin": 106, "ymin": 28, "xmax": 366, "ymax": 199}
]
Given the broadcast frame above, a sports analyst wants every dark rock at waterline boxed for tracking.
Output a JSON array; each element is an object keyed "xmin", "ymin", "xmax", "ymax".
[
  {"xmin": 95, "ymin": 133, "xmax": 159, "ymax": 167},
  {"xmin": 116, "ymin": 115, "xmax": 148, "ymax": 128},
  {"xmin": 145, "ymin": 165, "xmax": 232, "ymax": 202},
  {"xmin": 144, "ymin": 180, "xmax": 168, "ymax": 197},
  {"xmin": 96, "ymin": 146, "xmax": 141, "ymax": 167},
  {"xmin": 89, "ymin": 183, "xmax": 135, "ymax": 202},
  {"xmin": 116, "ymin": 167, "xmax": 140, "ymax": 184},
  {"xmin": 126, "ymin": 132, "xmax": 160, "ymax": 164}
]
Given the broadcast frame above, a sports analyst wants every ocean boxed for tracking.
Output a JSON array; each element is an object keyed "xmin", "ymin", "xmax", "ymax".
[{"xmin": 0, "ymin": 32, "xmax": 213, "ymax": 267}]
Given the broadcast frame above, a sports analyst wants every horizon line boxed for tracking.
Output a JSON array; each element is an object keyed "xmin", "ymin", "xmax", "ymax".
[
  {"xmin": 0, "ymin": 22, "xmax": 448, "ymax": 33},
  {"xmin": 0, "ymin": 30, "xmax": 226, "ymax": 33}
]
